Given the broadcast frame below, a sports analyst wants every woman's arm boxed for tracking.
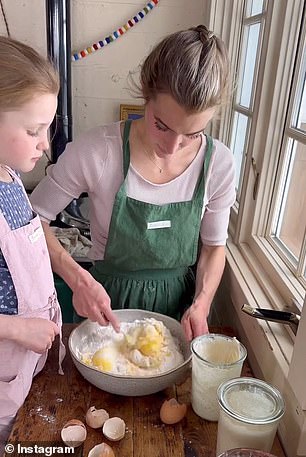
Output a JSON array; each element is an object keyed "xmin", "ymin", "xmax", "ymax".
[
  {"xmin": 42, "ymin": 222, "xmax": 120, "ymax": 331},
  {"xmin": 181, "ymin": 244, "xmax": 225, "ymax": 340},
  {"xmin": 180, "ymin": 141, "xmax": 235, "ymax": 340}
]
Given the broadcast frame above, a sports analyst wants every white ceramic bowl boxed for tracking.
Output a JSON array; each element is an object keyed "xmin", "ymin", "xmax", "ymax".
[{"xmin": 68, "ymin": 309, "xmax": 191, "ymax": 396}]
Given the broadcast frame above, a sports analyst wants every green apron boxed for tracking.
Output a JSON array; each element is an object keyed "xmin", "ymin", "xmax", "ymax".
[{"xmin": 90, "ymin": 120, "xmax": 213, "ymax": 320}]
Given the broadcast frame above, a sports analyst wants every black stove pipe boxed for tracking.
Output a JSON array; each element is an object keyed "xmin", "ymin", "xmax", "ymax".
[
  {"xmin": 46, "ymin": 0, "xmax": 72, "ymax": 162},
  {"xmin": 45, "ymin": 1, "xmax": 89, "ymax": 231}
]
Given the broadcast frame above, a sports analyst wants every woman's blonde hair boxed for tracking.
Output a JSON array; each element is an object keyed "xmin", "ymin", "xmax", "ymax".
[
  {"xmin": 140, "ymin": 25, "xmax": 230, "ymax": 112},
  {"xmin": 0, "ymin": 36, "xmax": 59, "ymax": 111}
]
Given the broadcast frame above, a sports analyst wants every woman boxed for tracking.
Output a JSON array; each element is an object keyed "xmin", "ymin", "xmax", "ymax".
[{"xmin": 31, "ymin": 25, "xmax": 235, "ymax": 341}]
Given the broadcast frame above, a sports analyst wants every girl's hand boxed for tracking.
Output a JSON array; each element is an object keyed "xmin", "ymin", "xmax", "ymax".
[
  {"xmin": 72, "ymin": 268, "xmax": 120, "ymax": 332},
  {"xmin": 12, "ymin": 317, "xmax": 59, "ymax": 354}
]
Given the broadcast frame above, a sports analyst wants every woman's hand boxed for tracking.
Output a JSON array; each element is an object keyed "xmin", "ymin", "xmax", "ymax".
[
  {"xmin": 72, "ymin": 268, "xmax": 120, "ymax": 331},
  {"xmin": 181, "ymin": 244, "xmax": 226, "ymax": 341},
  {"xmin": 181, "ymin": 300, "xmax": 209, "ymax": 341},
  {"xmin": 11, "ymin": 317, "xmax": 59, "ymax": 354},
  {"xmin": 40, "ymin": 223, "xmax": 120, "ymax": 332}
]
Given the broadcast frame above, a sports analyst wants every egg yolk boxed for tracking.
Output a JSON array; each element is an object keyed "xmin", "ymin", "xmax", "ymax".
[
  {"xmin": 92, "ymin": 347, "xmax": 114, "ymax": 372},
  {"xmin": 136, "ymin": 325, "xmax": 163, "ymax": 356}
]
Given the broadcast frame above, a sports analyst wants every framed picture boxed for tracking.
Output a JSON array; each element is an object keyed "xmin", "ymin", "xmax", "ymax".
[{"xmin": 120, "ymin": 104, "xmax": 144, "ymax": 121}]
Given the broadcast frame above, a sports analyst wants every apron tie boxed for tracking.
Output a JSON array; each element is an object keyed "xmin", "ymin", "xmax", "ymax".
[{"xmin": 49, "ymin": 294, "xmax": 66, "ymax": 375}]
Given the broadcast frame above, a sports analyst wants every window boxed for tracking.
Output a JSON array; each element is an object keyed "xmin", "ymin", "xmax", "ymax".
[
  {"xmin": 208, "ymin": 0, "xmax": 306, "ymax": 454},
  {"xmin": 228, "ymin": 1, "xmax": 266, "ymax": 199},
  {"xmin": 223, "ymin": 0, "xmax": 306, "ymax": 307},
  {"xmin": 267, "ymin": 32, "xmax": 306, "ymax": 287}
]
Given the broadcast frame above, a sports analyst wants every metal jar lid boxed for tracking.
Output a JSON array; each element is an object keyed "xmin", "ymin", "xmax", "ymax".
[{"xmin": 217, "ymin": 377, "xmax": 285, "ymax": 425}]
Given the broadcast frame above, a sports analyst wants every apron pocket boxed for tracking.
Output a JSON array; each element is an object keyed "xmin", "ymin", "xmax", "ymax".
[{"xmin": 0, "ymin": 372, "xmax": 25, "ymax": 417}]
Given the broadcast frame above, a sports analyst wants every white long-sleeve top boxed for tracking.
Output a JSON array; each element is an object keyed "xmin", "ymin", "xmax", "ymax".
[{"xmin": 30, "ymin": 121, "xmax": 236, "ymax": 261}]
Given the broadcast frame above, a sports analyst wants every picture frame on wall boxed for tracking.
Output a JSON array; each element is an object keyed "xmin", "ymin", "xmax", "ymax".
[{"xmin": 120, "ymin": 104, "xmax": 144, "ymax": 121}]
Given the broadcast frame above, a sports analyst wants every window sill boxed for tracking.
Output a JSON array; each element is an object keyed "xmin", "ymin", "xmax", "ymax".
[
  {"xmin": 226, "ymin": 240, "xmax": 294, "ymax": 366},
  {"xmin": 224, "ymin": 240, "xmax": 306, "ymax": 456},
  {"xmin": 248, "ymin": 235, "xmax": 305, "ymax": 310}
]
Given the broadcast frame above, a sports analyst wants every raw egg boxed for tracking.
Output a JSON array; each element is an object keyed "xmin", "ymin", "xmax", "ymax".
[
  {"xmin": 160, "ymin": 398, "xmax": 187, "ymax": 424},
  {"xmin": 136, "ymin": 324, "xmax": 163, "ymax": 356},
  {"xmin": 92, "ymin": 346, "xmax": 117, "ymax": 372}
]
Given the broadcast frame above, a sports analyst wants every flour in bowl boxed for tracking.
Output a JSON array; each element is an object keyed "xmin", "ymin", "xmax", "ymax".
[{"xmin": 78, "ymin": 318, "xmax": 184, "ymax": 376}]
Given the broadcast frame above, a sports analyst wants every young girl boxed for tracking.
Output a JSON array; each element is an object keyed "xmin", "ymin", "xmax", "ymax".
[{"xmin": 0, "ymin": 36, "xmax": 64, "ymax": 449}]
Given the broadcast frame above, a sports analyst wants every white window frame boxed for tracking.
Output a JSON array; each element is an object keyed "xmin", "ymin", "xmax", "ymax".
[{"xmin": 207, "ymin": 1, "xmax": 306, "ymax": 455}]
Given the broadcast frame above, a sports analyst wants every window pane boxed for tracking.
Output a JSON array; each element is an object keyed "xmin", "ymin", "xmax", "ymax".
[
  {"xmin": 292, "ymin": 43, "xmax": 306, "ymax": 132},
  {"xmin": 272, "ymin": 140, "xmax": 306, "ymax": 259},
  {"xmin": 230, "ymin": 112, "xmax": 249, "ymax": 191},
  {"xmin": 236, "ymin": 23, "xmax": 261, "ymax": 108},
  {"xmin": 246, "ymin": 0, "xmax": 265, "ymax": 17}
]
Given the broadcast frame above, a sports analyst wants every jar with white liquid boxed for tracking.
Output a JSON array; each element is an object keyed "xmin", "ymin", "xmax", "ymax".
[
  {"xmin": 191, "ymin": 334, "xmax": 247, "ymax": 421},
  {"xmin": 216, "ymin": 377, "xmax": 285, "ymax": 456}
]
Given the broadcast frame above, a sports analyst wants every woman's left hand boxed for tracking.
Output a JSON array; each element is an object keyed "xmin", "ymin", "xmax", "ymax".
[
  {"xmin": 181, "ymin": 244, "xmax": 226, "ymax": 341},
  {"xmin": 181, "ymin": 301, "xmax": 209, "ymax": 341}
]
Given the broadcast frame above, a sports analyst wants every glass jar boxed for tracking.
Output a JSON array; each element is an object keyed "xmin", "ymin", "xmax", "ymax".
[
  {"xmin": 191, "ymin": 334, "xmax": 247, "ymax": 421},
  {"xmin": 217, "ymin": 449, "xmax": 278, "ymax": 457},
  {"xmin": 216, "ymin": 377, "xmax": 285, "ymax": 456}
]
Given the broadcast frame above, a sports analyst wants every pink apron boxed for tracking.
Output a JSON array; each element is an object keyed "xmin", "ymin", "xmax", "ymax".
[{"xmin": 0, "ymin": 168, "xmax": 65, "ymax": 447}]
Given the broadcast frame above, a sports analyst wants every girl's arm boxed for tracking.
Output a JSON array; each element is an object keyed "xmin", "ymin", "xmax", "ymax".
[{"xmin": 0, "ymin": 314, "xmax": 59, "ymax": 354}]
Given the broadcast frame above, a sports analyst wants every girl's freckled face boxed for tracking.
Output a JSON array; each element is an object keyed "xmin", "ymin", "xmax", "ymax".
[{"xmin": 0, "ymin": 93, "xmax": 57, "ymax": 172}]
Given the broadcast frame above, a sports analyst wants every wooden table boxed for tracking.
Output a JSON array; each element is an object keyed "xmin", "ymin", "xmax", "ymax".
[{"xmin": 7, "ymin": 325, "xmax": 286, "ymax": 457}]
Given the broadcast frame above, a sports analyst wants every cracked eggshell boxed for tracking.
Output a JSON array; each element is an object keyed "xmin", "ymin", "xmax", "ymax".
[
  {"xmin": 102, "ymin": 417, "xmax": 126, "ymax": 441},
  {"xmin": 86, "ymin": 406, "xmax": 110, "ymax": 429},
  {"xmin": 160, "ymin": 398, "xmax": 187, "ymax": 424},
  {"xmin": 61, "ymin": 419, "xmax": 87, "ymax": 447},
  {"xmin": 88, "ymin": 442, "xmax": 116, "ymax": 457}
]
